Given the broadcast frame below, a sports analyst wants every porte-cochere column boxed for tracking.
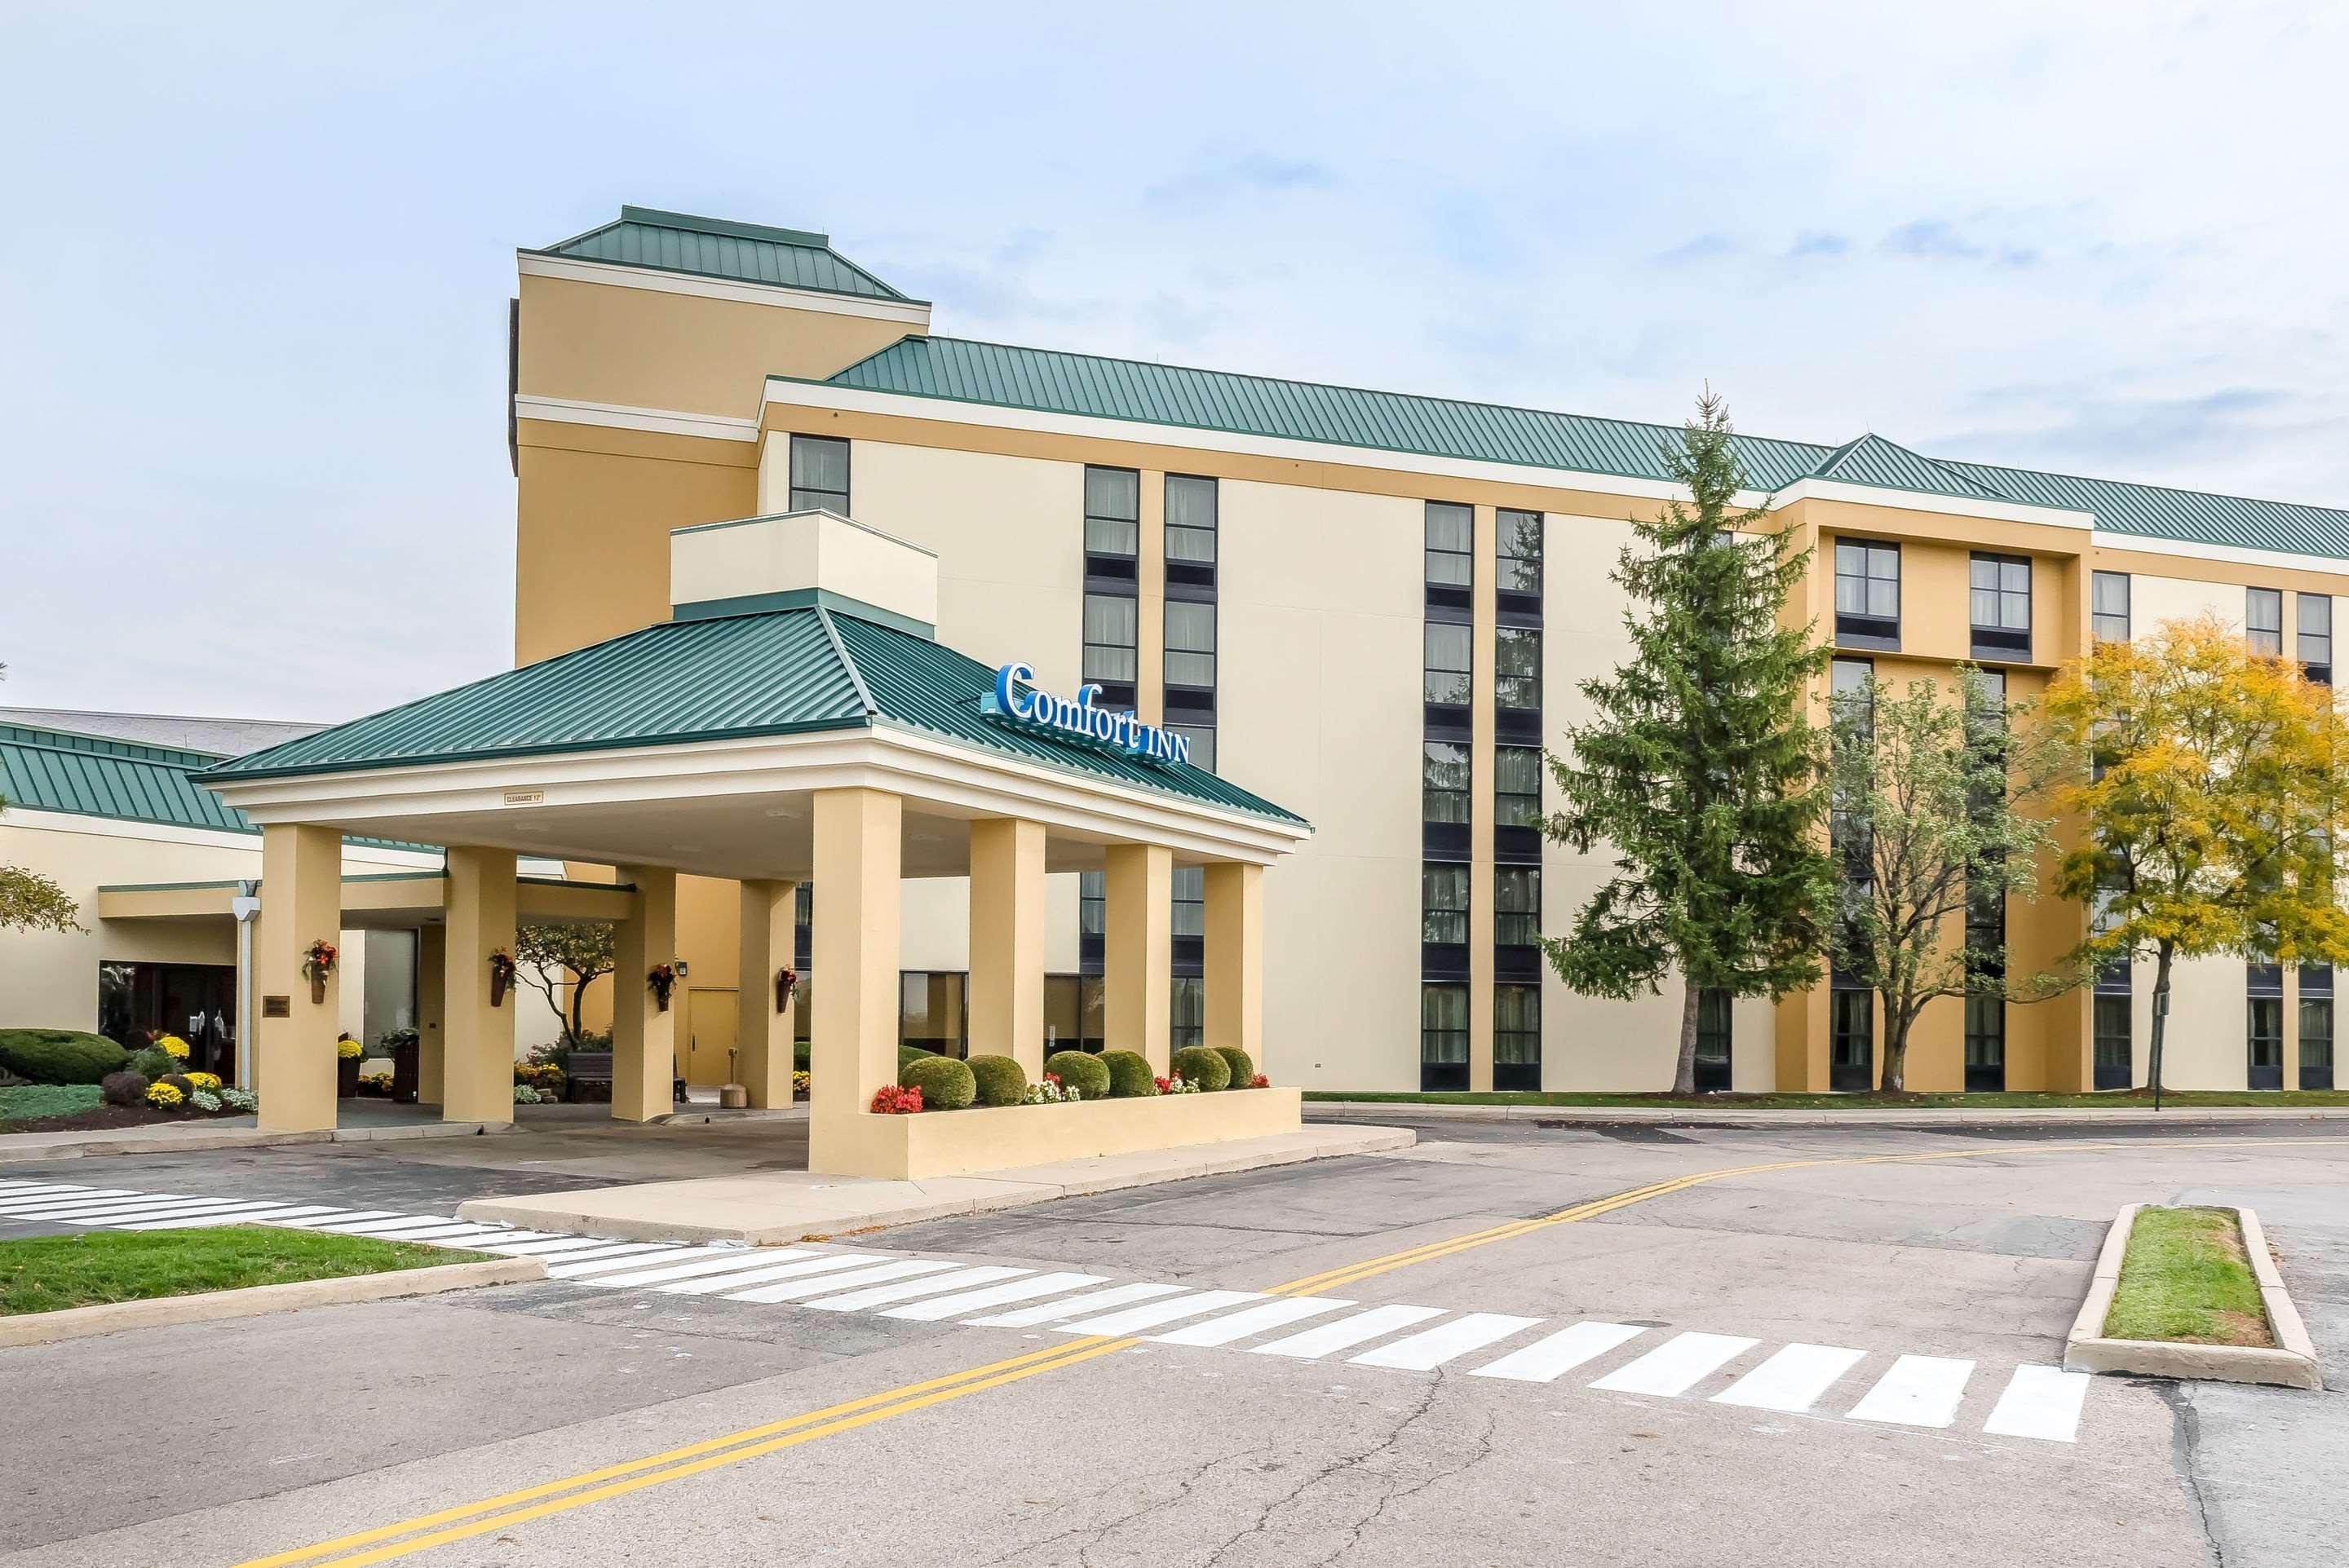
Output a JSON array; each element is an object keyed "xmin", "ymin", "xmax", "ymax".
[
  {"xmin": 967, "ymin": 818, "xmax": 1047, "ymax": 1078},
  {"xmin": 612, "ymin": 865, "xmax": 678, "ymax": 1122},
  {"xmin": 1104, "ymin": 842, "xmax": 1173, "ymax": 1074},
  {"xmin": 808, "ymin": 788, "xmax": 902, "ymax": 1134}
]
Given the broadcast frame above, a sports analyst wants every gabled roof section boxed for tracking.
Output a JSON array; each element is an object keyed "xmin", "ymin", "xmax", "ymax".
[
  {"xmin": 816, "ymin": 334, "xmax": 2349, "ymax": 562},
  {"xmin": 533, "ymin": 205, "xmax": 918, "ymax": 303},
  {"xmin": 200, "ymin": 607, "xmax": 1305, "ymax": 826},
  {"xmin": 2, "ymin": 722, "xmax": 254, "ymax": 836},
  {"xmin": 1806, "ymin": 433, "xmax": 2015, "ymax": 504}
]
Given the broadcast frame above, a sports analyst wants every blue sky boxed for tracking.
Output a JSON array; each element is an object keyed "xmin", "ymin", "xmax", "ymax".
[{"xmin": 5, "ymin": 1, "xmax": 2344, "ymax": 721}]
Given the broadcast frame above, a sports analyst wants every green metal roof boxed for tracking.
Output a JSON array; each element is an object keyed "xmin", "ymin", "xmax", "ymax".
[
  {"xmin": 200, "ymin": 608, "xmax": 1306, "ymax": 826},
  {"xmin": 1, "ymin": 722, "xmax": 252, "ymax": 835},
  {"xmin": 816, "ymin": 334, "xmax": 2349, "ymax": 563},
  {"xmin": 533, "ymin": 206, "xmax": 918, "ymax": 303}
]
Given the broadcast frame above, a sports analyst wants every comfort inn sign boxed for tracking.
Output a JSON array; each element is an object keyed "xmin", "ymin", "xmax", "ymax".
[{"xmin": 981, "ymin": 661, "xmax": 1193, "ymax": 766}]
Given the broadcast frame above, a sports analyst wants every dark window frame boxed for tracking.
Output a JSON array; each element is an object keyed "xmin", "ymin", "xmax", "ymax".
[
  {"xmin": 1494, "ymin": 625, "xmax": 1542, "ymax": 712},
  {"xmin": 2092, "ymin": 570, "xmax": 2130, "ymax": 643},
  {"xmin": 2248, "ymin": 587, "xmax": 2284, "ymax": 656},
  {"xmin": 1422, "ymin": 863, "xmax": 1471, "ymax": 946},
  {"xmin": 1833, "ymin": 538, "xmax": 1901, "ymax": 650},
  {"xmin": 2301, "ymin": 592, "xmax": 2333, "ymax": 684},
  {"xmin": 1968, "ymin": 552, "xmax": 2033, "ymax": 662},
  {"xmin": 1083, "ymin": 464, "xmax": 1141, "ymax": 559},
  {"xmin": 1494, "ymin": 744, "xmax": 1542, "ymax": 828},
  {"xmin": 1164, "ymin": 473, "xmax": 1218, "ymax": 572},
  {"xmin": 1494, "ymin": 865, "xmax": 1541, "ymax": 949},
  {"xmin": 1494, "ymin": 983, "xmax": 1541, "ymax": 1089},
  {"xmin": 1424, "ymin": 621, "xmax": 1473, "ymax": 706},
  {"xmin": 1423, "ymin": 740, "xmax": 1472, "ymax": 827},
  {"xmin": 1165, "ymin": 598, "xmax": 1217, "ymax": 691},
  {"xmin": 1419, "ymin": 982, "xmax": 1469, "ymax": 1090},
  {"xmin": 787, "ymin": 433, "xmax": 851, "ymax": 515},
  {"xmin": 1082, "ymin": 590, "xmax": 1139, "ymax": 690}
]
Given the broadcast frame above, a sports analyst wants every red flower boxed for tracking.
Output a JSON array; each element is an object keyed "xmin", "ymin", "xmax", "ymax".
[
  {"xmin": 870, "ymin": 1084, "xmax": 925, "ymax": 1115},
  {"xmin": 1250, "ymin": 1073, "xmax": 1271, "ymax": 1089}
]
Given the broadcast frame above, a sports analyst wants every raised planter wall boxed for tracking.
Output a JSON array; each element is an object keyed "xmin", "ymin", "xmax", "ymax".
[{"xmin": 809, "ymin": 1087, "xmax": 1304, "ymax": 1180}]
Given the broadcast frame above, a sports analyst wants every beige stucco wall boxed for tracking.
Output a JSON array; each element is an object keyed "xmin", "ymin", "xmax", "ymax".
[{"xmin": 2132, "ymin": 572, "xmax": 2247, "ymax": 637}]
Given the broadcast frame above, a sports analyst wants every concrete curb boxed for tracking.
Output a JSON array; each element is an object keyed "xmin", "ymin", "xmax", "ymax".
[
  {"xmin": 0, "ymin": 1254, "xmax": 546, "ymax": 1349},
  {"xmin": 2062, "ymin": 1203, "xmax": 2322, "ymax": 1389},
  {"xmin": 1307, "ymin": 1100, "xmax": 2349, "ymax": 1129},
  {"xmin": 0, "ymin": 1120, "xmax": 516, "ymax": 1164},
  {"xmin": 457, "ymin": 1124, "xmax": 1418, "ymax": 1244}
]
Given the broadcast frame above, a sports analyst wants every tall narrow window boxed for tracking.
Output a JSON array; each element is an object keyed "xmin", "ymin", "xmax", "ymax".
[
  {"xmin": 1420, "ymin": 983, "xmax": 1469, "ymax": 1090},
  {"xmin": 1424, "ymin": 623, "xmax": 1473, "ymax": 705},
  {"xmin": 1422, "ymin": 864, "xmax": 1471, "ymax": 946},
  {"xmin": 1077, "ymin": 871, "xmax": 1104, "ymax": 939},
  {"xmin": 1083, "ymin": 466, "xmax": 1140, "ymax": 558},
  {"xmin": 1694, "ymin": 988, "xmax": 1732, "ymax": 1092},
  {"xmin": 1495, "ymin": 867, "xmax": 1541, "ymax": 949},
  {"xmin": 1165, "ymin": 475, "xmax": 1217, "ymax": 567},
  {"xmin": 788, "ymin": 435, "xmax": 850, "ymax": 513},
  {"xmin": 1494, "ymin": 627, "xmax": 1542, "ymax": 712},
  {"xmin": 2303, "ymin": 965, "xmax": 2335, "ymax": 1090},
  {"xmin": 1833, "ymin": 540, "xmax": 1900, "ymax": 649},
  {"xmin": 1425, "ymin": 502, "xmax": 1473, "ymax": 590},
  {"xmin": 1170, "ymin": 977, "xmax": 1205, "ymax": 1049},
  {"xmin": 2091, "ymin": 571, "xmax": 2130, "ymax": 643},
  {"xmin": 1165, "ymin": 601, "xmax": 1216, "ymax": 689},
  {"xmin": 1829, "ymin": 983, "xmax": 1873, "ymax": 1092},
  {"xmin": 1968, "ymin": 553, "xmax": 2031, "ymax": 662},
  {"xmin": 1171, "ymin": 865, "xmax": 1205, "ymax": 939},
  {"xmin": 2249, "ymin": 992, "xmax": 2285, "ymax": 1089},
  {"xmin": 2248, "ymin": 588, "xmax": 2284, "ymax": 656},
  {"xmin": 1494, "ymin": 984, "xmax": 1541, "ymax": 1090},
  {"xmin": 1497, "ymin": 509, "xmax": 1543, "ymax": 595},
  {"xmin": 1495, "ymin": 745, "xmax": 1542, "ymax": 828},
  {"xmin": 1082, "ymin": 594, "xmax": 1138, "ymax": 686},
  {"xmin": 2301, "ymin": 594, "xmax": 2333, "ymax": 684},
  {"xmin": 2093, "ymin": 995, "xmax": 2132, "ymax": 1090},
  {"xmin": 1423, "ymin": 740, "xmax": 1471, "ymax": 825}
]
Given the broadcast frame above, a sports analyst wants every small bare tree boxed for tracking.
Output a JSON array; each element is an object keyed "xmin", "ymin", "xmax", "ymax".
[{"xmin": 514, "ymin": 922, "xmax": 617, "ymax": 1046}]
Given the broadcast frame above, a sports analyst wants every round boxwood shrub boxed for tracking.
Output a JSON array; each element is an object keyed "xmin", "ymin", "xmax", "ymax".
[
  {"xmin": 899, "ymin": 1053, "xmax": 975, "ymax": 1111},
  {"xmin": 897, "ymin": 1044, "xmax": 936, "ymax": 1076},
  {"xmin": 100, "ymin": 1070, "xmax": 150, "ymax": 1107},
  {"xmin": 967, "ymin": 1053, "xmax": 1028, "ymax": 1107},
  {"xmin": 1101, "ymin": 1049, "xmax": 1157, "ymax": 1098},
  {"xmin": 1170, "ymin": 1045, "xmax": 1231, "ymax": 1092},
  {"xmin": 0, "ymin": 1029, "xmax": 130, "ymax": 1086},
  {"xmin": 1044, "ymin": 1049, "xmax": 1110, "ymax": 1100},
  {"xmin": 1214, "ymin": 1046, "xmax": 1255, "ymax": 1088}
]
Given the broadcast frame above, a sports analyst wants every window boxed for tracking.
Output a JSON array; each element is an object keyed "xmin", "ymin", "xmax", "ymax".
[
  {"xmin": 1423, "ymin": 740, "xmax": 1471, "ymax": 825},
  {"xmin": 2301, "ymin": 594, "xmax": 2333, "ymax": 684},
  {"xmin": 1495, "ymin": 867, "xmax": 1540, "ymax": 948},
  {"xmin": 1166, "ymin": 475, "xmax": 1217, "ymax": 566},
  {"xmin": 1497, "ymin": 509, "xmax": 1542, "ymax": 595},
  {"xmin": 1424, "ymin": 622, "xmax": 1472, "ymax": 705},
  {"xmin": 1077, "ymin": 871, "xmax": 1104, "ymax": 939},
  {"xmin": 2303, "ymin": 965, "xmax": 2335, "ymax": 1089},
  {"xmin": 1422, "ymin": 864, "xmax": 1470, "ymax": 945},
  {"xmin": 1083, "ymin": 466, "xmax": 1139, "ymax": 557},
  {"xmin": 2094, "ymin": 995, "xmax": 2132, "ymax": 1089},
  {"xmin": 1082, "ymin": 593, "xmax": 1138, "ymax": 685},
  {"xmin": 1495, "ymin": 627, "xmax": 1542, "ymax": 711},
  {"xmin": 1695, "ymin": 988, "xmax": 1732, "ymax": 1092},
  {"xmin": 1969, "ymin": 554, "xmax": 2031, "ymax": 660},
  {"xmin": 1495, "ymin": 745, "xmax": 1542, "ymax": 828},
  {"xmin": 1964, "ymin": 994, "xmax": 2005, "ymax": 1091},
  {"xmin": 1168, "ymin": 726, "xmax": 1214, "ymax": 773},
  {"xmin": 1165, "ymin": 600, "xmax": 1216, "ymax": 689},
  {"xmin": 2092, "ymin": 571, "xmax": 2131, "ymax": 643},
  {"xmin": 1044, "ymin": 974, "xmax": 1104, "ymax": 1053},
  {"xmin": 899, "ymin": 970, "xmax": 967, "ymax": 1056},
  {"xmin": 1829, "ymin": 984, "xmax": 1873, "ymax": 1091},
  {"xmin": 1495, "ymin": 984, "xmax": 1541, "ymax": 1089},
  {"xmin": 1171, "ymin": 865, "xmax": 1205, "ymax": 939},
  {"xmin": 1420, "ymin": 983, "xmax": 1469, "ymax": 1089},
  {"xmin": 1830, "ymin": 658, "xmax": 1875, "ymax": 872},
  {"xmin": 1833, "ymin": 540, "xmax": 1900, "ymax": 647},
  {"xmin": 2249, "ymin": 995, "xmax": 2285, "ymax": 1088},
  {"xmin": 788, "ymin": 435, "xmax": 849, "ymax": 513},
  {"xmin": 2248, "ymin": 588, "xmax": 2283, "ymax": 656},
  {"xmin": 1830, "ymin": 656, "xmax": 1874, "ymax": 732},
  {"xmin": 1171, "ymin": 976, "xmax": 1205, "ymax": 1049},
  {"xmin": 1426, "ymin": 502, "xmax": 1473, "ymax": 588}
]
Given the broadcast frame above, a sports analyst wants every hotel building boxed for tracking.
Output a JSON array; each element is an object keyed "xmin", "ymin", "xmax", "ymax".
[{"xmin": 507, "ymin": 205, "xmax": 2349, "ymax": 1095}]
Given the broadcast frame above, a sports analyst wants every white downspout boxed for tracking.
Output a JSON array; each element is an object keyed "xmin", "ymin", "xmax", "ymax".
[{"xmin": 231, "ymin": 884, "xmax": 261, "ymax": 1089}]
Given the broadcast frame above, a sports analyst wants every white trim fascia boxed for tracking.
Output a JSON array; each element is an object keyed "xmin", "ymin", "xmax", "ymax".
[
  {"xmin": 518, "ymin": 252, "xmax": 933, "ymax": 327},
  {"xmin": 1763, "ymin": 476, "xmax": 2095, "ymax": 531},
  {"xmin": 513, "ymin": 394, "xmax": 760, "ymax": 444},
  {"xmin": 204, "ymin": 728, "xmax": 1312, "ymax": 869},
  {"xmin": 2090, "ymin": 529, "xmax": 2349, "ymax": 580},
  {"xmin": 0, "ymin": 807, "xmax": 441, "ymax": 866},
  {"xmin": 760, "ymin": 376, "xmax": 1771, "ymax": 510}
]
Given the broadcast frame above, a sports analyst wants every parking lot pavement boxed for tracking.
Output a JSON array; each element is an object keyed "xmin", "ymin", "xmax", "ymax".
[{"xmin": 3, "ymin": 1121, "xmax": 2344, "ymax": 1566}]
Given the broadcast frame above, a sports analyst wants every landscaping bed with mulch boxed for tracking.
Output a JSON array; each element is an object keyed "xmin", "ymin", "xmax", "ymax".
[{"xmin": 0, "ymin": 1084, "xmax": 246, "ymax": 1137}]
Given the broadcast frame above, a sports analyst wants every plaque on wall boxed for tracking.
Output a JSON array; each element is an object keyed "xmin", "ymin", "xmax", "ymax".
[{"xmin": 262, "ymin": 995, "xmax": 291, "ymax": 1018}]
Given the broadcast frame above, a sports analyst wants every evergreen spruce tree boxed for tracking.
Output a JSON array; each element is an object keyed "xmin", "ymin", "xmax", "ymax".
[{"xmin": 1545, "ymin": 391, "xmax": 1834, "ymax": 1094}]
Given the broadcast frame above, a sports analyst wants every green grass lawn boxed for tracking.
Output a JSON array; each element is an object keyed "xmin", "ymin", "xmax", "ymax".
[
  {"xmin": 1302, "ymin": 1089, "xmax": 2349, "ymax": 1110},
  {"xmin": 0, "ymin": 1083, "xmax": 103, "ymax": 1124},
  {"xmin": 2103, "ymin": 1206, "xmax": 2274, "ymax": 1346},
  {"xmin": 0, "ymin": 1227, "xmax": 476, "ymax": 1317}
]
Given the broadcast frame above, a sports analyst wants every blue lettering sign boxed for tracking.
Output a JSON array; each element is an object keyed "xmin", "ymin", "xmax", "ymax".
[{"xmin": 982, "ymin": 662, "xmax": 1192, "ymax": 767}]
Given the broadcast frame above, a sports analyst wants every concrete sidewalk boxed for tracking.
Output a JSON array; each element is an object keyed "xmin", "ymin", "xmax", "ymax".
[
  {"xmin": 456, "ymin": 1122, "xmax": 1416, "ymax": 1242},
  {"xmin": 1305, "ymin": 1099, "xmax": 2349, "ymax": 1128},
  {"xmin": 0, "ymin": 1112, "xmax": 514, "ymax": 1163}
]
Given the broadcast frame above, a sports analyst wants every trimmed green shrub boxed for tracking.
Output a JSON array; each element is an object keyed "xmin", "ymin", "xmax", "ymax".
[
  {"xmin": 1170, "ymin": 1045, "xmax": 1231, "ymax": 1091},
  {"xmin": 0, "ymin": 1029, "xmax": 130, "ymax": 1086},
  {"xmin": 1044, "ymin": 1049, "xmax": 1111, "ymax": 1100},
  {"xmin": 899, "ymin": 1053, "xmax": 975, "ymax": 1111},
  {"xmin": 2, "ymin": 1083, "xmax": 104, "ymax": 1120},
  {"xmin": 1101, "ymin": 1049, "xmax": 1157, "ymax": 1098},
  {"xmin": 897, "ymin": 1044, "xmax": 936, "ymax": 1076},
  {"xmin": 1214, "ymin": 1047, "xmax": 1255, "ymax": 1088},
  {"xmin": 794, "ymin": 1041, "xmax": 812, "ymax": 1073},
  {"xmin": 967, "ymin": 1053, "xmax": 1028, "ymax": 1107},
  {"xmin": 128, "ymin": 1046, "xmax": 176, "ymax": 1080},
  {"xmin": 100, "ymin": 1071, "xmax": 151, "ymax": 1107}
]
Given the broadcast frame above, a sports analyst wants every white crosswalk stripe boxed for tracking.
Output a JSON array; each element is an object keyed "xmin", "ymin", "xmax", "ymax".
[
  {"xmin": 1589, "ymin": 1332, "xmax": 1759, "ymax": 1397},
  {"xmin": 661, "ymin": 1252, "xmax": 884, "ymax": 1296},
  {"xmin": 885, "ymin": 1271, "xmax": 1111, "ymax": 1322},
  {"xmin": 1061, "ymin": 1290, "xmax": 1267, "ymax": 1336},
  {"xmin": 0, "ymin": 1191, "xmax": 156, "ymax": 1217},
  {"xmin": 477, "ymin": 1236, "xmax": 635, "ymax": 1257},
  {"xmin": 0, "ymin": 1183, "xmax": 101, "ymax": 1201},
  {"xmin": 1250, "ymin": 1304, "xmax": 1448, "ymax": 1360},
  {"xmin": 807, "ymin": 1265, "xmax": 1030, "ymax": 1313},
  {"xmin": 1148, "ymin": 1296, "xmax": 1352, "ymax": 1347},
  {"xmin": 75, "ymin": 1199, "xmax": 308, "ymax": 1226},
  {"xmin": 726, "ymin": 1258, "xmax": 962, "ymax": 1304},
  {"xmin": 1469, "ymin": 1320, "xmax": 1648, "ymax": 1383},
  {"xmin": 1847, "ymin": 1354, "xmax": 1975, "ymax": 1429},
  {"xmin": 531, "ymin": 1242, "xmax": 680, "ymax": 1271},
  {"xmin": 1351, "ymin": 1312, "xmax": 1542, "ymax": 1371},
  {"xmin": 1711, "ymin": 1343, "xmax": 1868, "ymax": 1413},
  {"xmin": 577, "ymin": 1249, "xmax": 806, "ymax": 1288},
  {"xmin": 260, "ymin": 1210, "xmax": 401, "ymax": 1229},
  {"xmin": 128, "ymin": 1205, "xmax": 352, "ymax": 1230},
  {"xmin": 968, "ymin": 1281, "xmax": 1187, "ymax": 1327},
  {"xmin": 1983, "ymin": 1365, "xmax": 2090, "ymax": 1442}
]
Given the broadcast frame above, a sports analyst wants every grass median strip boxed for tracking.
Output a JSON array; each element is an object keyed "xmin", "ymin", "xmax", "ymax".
[
  {"xmin": 2103, "ymin": 1205, "xmax": 2275, "ymax": 1347},
  {"xmin": 0, "ymin": 1227, "xmax": 476, "ymax": 1317}
]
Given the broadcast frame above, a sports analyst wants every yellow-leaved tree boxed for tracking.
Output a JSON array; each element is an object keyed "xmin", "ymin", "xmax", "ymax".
[{"xmin": 2043, "ymin": 616, "xmax": 2349, "ymax": 1100}]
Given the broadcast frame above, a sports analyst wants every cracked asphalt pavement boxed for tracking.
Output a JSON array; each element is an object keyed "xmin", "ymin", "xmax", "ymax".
[{"xmin": 3, "ymin": 1116, "xmax": 2346, "ymax": 1566}]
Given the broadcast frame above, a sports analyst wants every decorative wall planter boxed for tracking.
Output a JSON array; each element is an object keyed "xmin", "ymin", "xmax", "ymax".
[
  {"xmin": 810, "ymin": 1086, "xmax": 1304, "ymax": 1182},
  {"xmin": 488, "ymin": 948, "xmax": 516, "ymax": 1009},
  {"xmin": 337, "ymin": 1056, "xmax": 361, "ymax": 1099},
  {"xmin": 776, "ymin": 966, "xmax": 798, "ymax": 1014},
  {"xmin": 301, "ymin": 939, "xmax": 338, "ymax": 1005},
  {"xmin": 648, "ymin": 964, "xmax": 677, "ymax": 1013}
]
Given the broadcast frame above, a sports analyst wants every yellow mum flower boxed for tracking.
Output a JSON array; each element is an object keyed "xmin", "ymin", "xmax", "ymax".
[
  {"xmin": 185, "ymin": 1071, "xmax": 222, "ymax": 1091},
  {"xmin": 156, "ymin": 1035, "xmax": 191, "ymax": 1059},
  {"xmin": 145, "ymin": 1081, "xmax": 184, "ymax": 1108}
]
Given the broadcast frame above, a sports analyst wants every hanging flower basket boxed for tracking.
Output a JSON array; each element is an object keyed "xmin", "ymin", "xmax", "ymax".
[
  {"xmin": 301, "ymin": 939, "xmax": 338, "ymax": 1005},
  {"xmin": 648, "ymin": 963, "xmax": 678, "ymax": 1013},
  {"xmin": 488, "ymin": 947, "xmax": 517, "ymax": 1008},
  {"xmin": 776, "ymin": 965, "xmax": 798, "ymax": 1014}
]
